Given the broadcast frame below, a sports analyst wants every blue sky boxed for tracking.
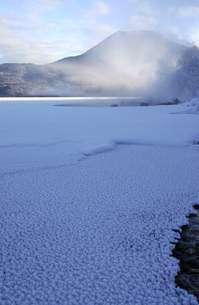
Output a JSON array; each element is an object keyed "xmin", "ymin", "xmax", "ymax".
[{"xmin": 1, "ymin": 0, "xmax": 199, "ymax": 64}]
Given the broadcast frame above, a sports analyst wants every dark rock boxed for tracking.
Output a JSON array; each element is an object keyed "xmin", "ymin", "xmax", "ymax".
[
  {"xmin": 172, "ymin": 205, "xmax": 199, "ymax": 302},
  {"xmin": 173, "ymin": 98, "xmax": 180, "ymax": 104}
]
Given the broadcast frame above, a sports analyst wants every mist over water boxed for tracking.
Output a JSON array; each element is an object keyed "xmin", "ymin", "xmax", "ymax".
[
  {"xmin": 48, "ymin": 31, "xmax": 185, "ymax": 100},
  {"xmin": 0, "ymin": 30, "xmax": 187, "ymax": 100}
]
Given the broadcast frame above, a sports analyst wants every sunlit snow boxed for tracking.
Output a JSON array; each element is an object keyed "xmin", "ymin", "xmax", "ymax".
[{"xmin": 0, "ymin": 98, "xmax": 199, "ymax": 305}]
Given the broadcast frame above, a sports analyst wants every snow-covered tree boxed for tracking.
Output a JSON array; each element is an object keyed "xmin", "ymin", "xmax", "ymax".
[
  {"xmin": 157, "ymin": 45, "xmax": 199, "ymax": 102},
  {"xmin": 175, "ymin": 45, "xmax": 199, "ymax": 100}
]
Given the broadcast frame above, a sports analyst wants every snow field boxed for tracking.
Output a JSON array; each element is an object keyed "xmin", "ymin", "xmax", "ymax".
[
  {"xmin": 1, "ymin": 145, "xmax": 199, "ymax": 304},
  {"xmin": 0, "ymin": 99, "xmax": 199, "ymax": 304},
  {"xmin": 0, "ymin": 100, "xmax": 199, "ymax": 175}
]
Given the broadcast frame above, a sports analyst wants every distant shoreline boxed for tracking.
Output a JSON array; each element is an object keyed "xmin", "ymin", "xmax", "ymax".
[{"xmin": 0, "ymin": 96, "xmax": 179, "ymax": 107}]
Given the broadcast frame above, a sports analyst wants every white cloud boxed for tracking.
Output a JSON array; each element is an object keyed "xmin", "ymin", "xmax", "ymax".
[
  {"xmin": 35, "ymin": 0, "xmax": 63, "ymax": 10},
  {"xmin": 123, "ymin": 0, "xmax": 199, "ymax": 44},
  {"xmin": 1, "ymin": 0, "xmax": 199, "ymax": 64},
  {"xmin": 135, "ymin": 2, "xmax": 160, "ymax": 16},
  {"xmin": 84, "ymin": 1, "xmax": 110, "ymax": 18},
  {"xmin": 187, "ymin": 29, "xmax": 199, "ymax": 45},
  {"xmin": 94, "ymin": 1, "xmax": 110, "ymax": 15},
  {"xmin": 0, "ymin": 15, "xmax": 63, "ymax": 63},
  {"xmin": 9, "ymin": 0, "xmax": 63, "ymax": 12},
  {"xmin": 60, "ymin": 18, "xmax": 117, "ymax": 55},
  {"xmin": 79, "ymin": 24, "xmax": 116, "ymax": 50},
  {"xmin": 127, "ymin": 15, "xmax": 157, "ymax": 30},
  {"xmin": 170, "ymin": 6, "xmax": 199, "ymax": 17},
  {"xmin": 0, "ymin": 9, "xmax": 116, "ymax": 64}
]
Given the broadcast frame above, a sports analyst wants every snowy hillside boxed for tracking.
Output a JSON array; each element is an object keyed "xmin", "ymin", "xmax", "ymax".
[
  {"xmin": 0, "ymin": 99, "xmax": 199, "ymax": 304},
  {"xmin": 0, "ymin": 30, "xmax": 185, "ymax": 97},
  {"xmin": 53, "ymin": 30, "xmax": 185, "ymax": 96}
]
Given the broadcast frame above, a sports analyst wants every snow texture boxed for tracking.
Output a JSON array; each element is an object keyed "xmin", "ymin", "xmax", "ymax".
[{"xmin": 0, "ymin": 98, "xmax": 199, "ymax": 304}]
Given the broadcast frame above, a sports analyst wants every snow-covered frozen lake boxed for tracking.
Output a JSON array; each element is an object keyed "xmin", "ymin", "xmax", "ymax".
[{"xmin": 0, "ymin": 98, "xmax": 199, "ymax": 304}]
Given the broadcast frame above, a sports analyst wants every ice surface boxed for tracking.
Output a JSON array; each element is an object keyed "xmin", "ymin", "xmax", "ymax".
[
  {"xmin": 0, "ymin": 100, "xmax": 198, "ymax": 174},
  {"xmin": 0, "ymin": 99, "xmax": 199, "ymax": 304}
]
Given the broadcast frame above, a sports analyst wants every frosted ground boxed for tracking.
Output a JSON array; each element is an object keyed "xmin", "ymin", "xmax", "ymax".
[{"xmin": 0, "ymin": 98, "xmax": 199, "ymax": 305}]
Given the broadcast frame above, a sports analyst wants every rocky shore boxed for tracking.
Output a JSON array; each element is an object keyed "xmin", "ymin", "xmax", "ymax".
[{"xmin": 172, "ymin": 204, "xmax": 199, "ymax": 302}]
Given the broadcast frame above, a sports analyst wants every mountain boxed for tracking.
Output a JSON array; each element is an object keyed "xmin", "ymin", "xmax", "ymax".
[{"xmin": 0, "ymin": 30, "xmax": 186, "ymax": 97}]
